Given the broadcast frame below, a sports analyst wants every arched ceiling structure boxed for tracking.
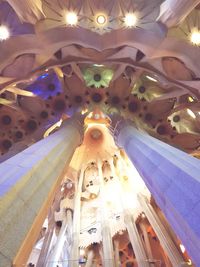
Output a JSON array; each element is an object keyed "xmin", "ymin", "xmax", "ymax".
[{"xmin": 1, "ymin": 0, "xmax": 200, "ymax": 161}]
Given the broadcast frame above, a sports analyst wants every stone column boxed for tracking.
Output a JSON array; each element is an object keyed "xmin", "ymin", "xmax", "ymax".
[
  {"xmin": 138, "ymin": 194, "xmax": 186, "ymax": 267},
  {"xmin": 124, "ymin": 211, "xmax": 150, "ymax": 267},
  {"xmin": 47, "ymin": 209, "xmax": 72, "ymax": 267},
  {"xmin": 114, "ymin": 119, "xmax": 200, "ymax": 266},
  {"xmin": 109, "ymin": 159, "xmax": 149, "ymax": 267},
  {"xmin": 85, "ymin": 250, "xmax": 94, "ymax": 267},
  {"xmin": 37, "ymin": 189, "xmax": 62, "ymax": 267},
  {"xmin": 97, "ymin": 160, "xmax": 115, "ymax": 267},
  {"xmin": 0, "ymin": 117, "xmax": 83, "ymax": 267},
  {"xmin": 114, "ymin": 240, "xmax": 120, "ymax": 267},
  {"xmin": 139, "ymin": 222, "xmax": 153, "ymax": 261},
  {"xmin": 69, "ymin": 166, "xmax": 85, "ymax": 267},
  {"xmin": 157, "ymin": 0, "xmax": 200, "ymax": 27}
]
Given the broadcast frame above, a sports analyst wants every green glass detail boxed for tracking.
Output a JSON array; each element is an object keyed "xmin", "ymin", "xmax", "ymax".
[{"xmin": 83, "ymin": 67, "xmax": 114, "ymax": 88}]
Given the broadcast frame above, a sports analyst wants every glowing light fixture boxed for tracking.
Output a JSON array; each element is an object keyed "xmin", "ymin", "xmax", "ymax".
[
  {"xmin": 0, "ymin": 25, "xmax": 10, "ymax": 41},
  {"xmin": 61, "ymin": 186, "xmax": 65, "ymax": 192},
  {"xmin": 190, "ymin": 29, "xmax": 200, "ymax": 45},
  {"xmin": 124, "ymin": 13, "xmax": 137, "ymax": 27},
  {"xmin": 187, "ymin": 108, "xmax": 196, "ymax": 119},
  {"xmin": 65, "ymin": 11, "xmax": 78, "ymax": 26},
  {"xmin": 146, "ymin": 75, "xmax": 157, "ymax": 82},
  {"xmin": 93, "ymin": 64, "xmax": 104, "ymax": 67},
  {"xmin": 179, "ymin": 244, "xmax": 186, "ymax": 253},
  {"xmin": 96, "ymin": 14, "xmax": 107, "ymax": 25}
]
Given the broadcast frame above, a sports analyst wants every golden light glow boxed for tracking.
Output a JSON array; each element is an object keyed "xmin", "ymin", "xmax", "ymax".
[
  {"xmin": 190, "ymin": 29, "xmax": 200, "ymax": 45},
  {"xmin": 54, "ymin": 67, "xmax": 64, "ymax": 78},
  {"xmin": 187, "ymin": 108, "xmax": 196, "ymax": 119},
  {"xmin": 96, "ymin": 14, "xmax": 107, "ymax": 25},
  {"xmin": 81, "ymin": 108, "xmax": 88, "ymax": 115},
  {"xmin": 179, "ymin": 244, "xmax": 186, "ymax": 253},
  {"xmin": 124, "ymin": 13, "xmax": 137, "ymax": 27},
  {"xmin": 146, "ymin": 75, "xmax": 157, "ymax": 82},
  {"xmin": 65, "ymin": 11, "xmax": 78, "ymax": 26},
  {"xmin": 0, "ymin": 25, "xmax": 10, "ymax": 41},
  {"xmin": 44, "ymin": 119, "xmax": 63, "ymax": 137},
  {"xmin": 6, "ymin": 87, "xmax": 35, "ymax": 97}
]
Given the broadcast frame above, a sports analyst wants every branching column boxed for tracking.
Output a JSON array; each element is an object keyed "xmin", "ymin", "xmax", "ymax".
[
  {"xmin": 85, "ymin": 250, "xmax": 94, "ymax": 267},
  {"xmin": 114, "ymin": 119, "xmax": 200, "ymax": 265},
  {"xmin": 113, "ymin": 240, "xmax": 120, "ymax": 267},
  {"xmin": 37, "ymin": 189, "xmax": 61, "ymax": 267},
  {"xmin": 124, "ymin": 211, "xmax": 150, "ymax": 267},
  {"xmin": 158, "ymin": 0, "xmax": 200, "ymax": 27},
  {"xmin": 98, "ymin": 160, "xmax": 115, "ymax": 267},
  {"xmin": 139, "ymin": 222, "xmax": 153, "ymax": 261},
  {"xmin": 0, "ymin": 117, "xmax": 83, "ymax": 267},
  {"xmin": 70, "ymin": 167, "xmax": 85, "ymax": 267},
  {"xmin": 47, "ymin": 209, "xmax": 72, "ymax": 267},
  {"xmin": 138, "ymin": 194, "xmax": 186, "ymax": 267}
]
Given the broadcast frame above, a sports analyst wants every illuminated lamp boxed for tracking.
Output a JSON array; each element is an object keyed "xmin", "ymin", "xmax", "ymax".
[
  {"xmin": 96, "ymin": 14, "xmax": 107, "ymax": 25},
  {"xmin": 65, "ymin": 11, "xmax": 78, "ymax": 26},
  {"xmin": 0, "ymin": 25, "xmax": 10, "ymax": 41},
  {"xmin": 190, "ymin": 29, "xmax": 200, "ymax": 45},
  {"xmin": 124, "ymin": 13, "xmax": 137, "ymax": 27}
]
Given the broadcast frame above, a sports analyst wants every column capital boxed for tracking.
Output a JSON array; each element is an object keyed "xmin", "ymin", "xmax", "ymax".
[{"xmin": 62, "ymin": 114, "xmax": 85, "ymax": 144}]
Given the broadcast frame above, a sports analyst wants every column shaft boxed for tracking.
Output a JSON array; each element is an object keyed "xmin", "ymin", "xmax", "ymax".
[
  {"xmin": 85, "ymin": 250, "xmax": 94, "ymax": 267},
  {"xmin": 70, "ymin": 167, "xmax": 85, "ymax": 267},
  {"xmin": 0, "ymin": 118, "xmax": 83, "ymax": 267},
  {"xmin": 109, "ymin": 159, "xmax": 149, "ymax": 267},
  {"xmin": 139, "ymin": 223, "xmax": 153, "ymax": 261},
  {"xmin": 158, "ymin": 0, "xmax": 200, "ymax": 27},
  {"xmin": 47, "ymin": 210, "xmax": 72, "ymax": 267},
  {"xmin": 114, "ymin": 120, "xmax": 200, "ymax": 265},
  {"xmin": 37, "ymin": 190, "xmax": 61, "ymax": 267},
  {"xmin": 98, "ymin": 160, "xmax": 115, "ymax": 267},
  {"xmin": 124, "ymin": 212, "xmax": 150, "ymax": 267},
  {"xmin": 114, "ymin": 240, "xmax": 120, "ymax": 267},
  {"xmin": 138, "ymin": 194, "xmax": 185, "ymax": 267}
]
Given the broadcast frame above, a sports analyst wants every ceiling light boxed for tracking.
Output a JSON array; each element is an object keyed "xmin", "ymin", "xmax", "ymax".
[
  {"xmin": 187, "ymin": 108, "xmax": 196, "ymax": 119},
  {"xmin": 93, "ymin": 64, "xmax": 104, "ymax": 67},
  {"xmin": 0, "ymin": 25, "xmax": 10, "ymax": 41},
  {"xmin": 190, "ymin": 29, "xmax": 200, "ymax": 45},
  {"xmin": 96, "ymin": 14, "xmax": 107, "ymax": 25},
  {"xmin": 65, "ymin": 11, "xmax": 78, "ymax": 26},
  {"xmin": 146, "ymin": 75, "xmax": 157, "ymax": 82},
  {"xmin": 124, "ymin": 13, "xmax": 137, "ymax": 27}
]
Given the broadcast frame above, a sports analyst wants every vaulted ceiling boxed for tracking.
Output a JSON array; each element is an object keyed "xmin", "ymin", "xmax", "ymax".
[{"xmin": 1, "ymin": 0, "xmax": 200, "ymax": 161}]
